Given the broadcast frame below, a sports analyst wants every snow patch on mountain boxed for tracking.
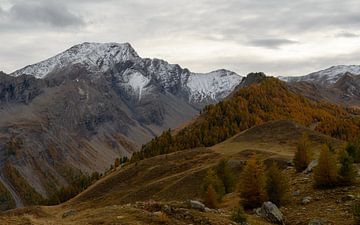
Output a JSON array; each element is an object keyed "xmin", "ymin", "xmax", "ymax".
[
  {"xmin": 187, "ymin": 69, "xmax": 242, "ymax": 102},
  {"xmin": 126, "ymin": 71, "xmax": 150, "ymax": 100},
  {"xmin": 11, "ymin": 42, "xmax": 140, "ymax": 79}
]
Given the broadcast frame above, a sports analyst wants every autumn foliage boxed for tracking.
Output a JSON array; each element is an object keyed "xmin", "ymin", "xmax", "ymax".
[
  {"xmin": 293, "ymin": 134, "xmax": 313, "ymax": 172},
  {"xmin": 239, "ymin": 156, "xmax": 267, "ymax": 208},
  {"xmin": 132, "ymin": 77, "xmax": 360, "ymax": 161},
  {"xmin": 266, "ymin": 163, "xmax": 290, "ymax": 206},
  {"xmin": 314, "ymin": 145, "xmax": 338, "ymax": 188}
]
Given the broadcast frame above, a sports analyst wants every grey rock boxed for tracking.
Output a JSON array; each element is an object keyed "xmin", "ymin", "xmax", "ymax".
[
  {"xmin": 62, "ymin": 210, "xmax": 76, "ymax": 218},
  {"xmin": 258, "ymin": 201, "xmax": 285, "ymax": 225},
  {"xmin": 187, "ymin": 200, "xmax": 205, "ymax": 211},
  {"xmin": 302, "ymin": 196, "xmax": 312, "ymax": 205},
  {"xmin": 342, "ymin": 194, "xmax": 356, "ymax": 202},
  {"xmin": 292, "ymin": 190, "xmax": 301, "ymax": 196},
  {"xmin": 308, "ymin": 218, "xmax": 326, "ymax": 225},
  {"xmin": 303, "ymin": 160, "xmax": 318, "ymax": 174}
]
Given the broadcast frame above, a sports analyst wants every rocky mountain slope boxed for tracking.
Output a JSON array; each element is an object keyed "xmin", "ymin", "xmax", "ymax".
[
  {"xmin": 280, "ymin": 65, "xmax": 360, "ymax": 107},
  {"xmin": 0, "ymin": 42, "xmax": 242, "ymax": 207}
]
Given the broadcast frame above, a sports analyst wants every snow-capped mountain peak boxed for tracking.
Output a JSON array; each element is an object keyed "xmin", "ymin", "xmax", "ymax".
[
  {"xmin": 11, "ymin": 42, "xmax": 140, "ymax": 79},
  {"xmin": 187, "ymin": 69, "xmax": 242, "ymax": 102},
  {"xmin": 9, "ymin": 42, "xmax": 243, "ymax": 105},
  {"xmin": 280, "ymin": 65, "xmax": 360, "ymax": 86}
]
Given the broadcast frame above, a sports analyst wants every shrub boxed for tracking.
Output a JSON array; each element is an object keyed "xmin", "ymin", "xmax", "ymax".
[
  {"xmin": 266, "ymin": 163, "xmax": 290, "ymax": 206},
  {"xmin": 231, "ymin": 206, "xmax": 247, "ymax": 224},
  {"xmin": 216, "ymin": 159, "xmax": 236, "ymax": 193},
  {"xmin": 338, "ymin": 150, "xmax": 356, "ymax": 185},
  {"xmin": 293, "ymin": 133, "xmax": 313, "ymax": 172},
  {"xmin": 314, "ymin": 145, "xmax": 338, "ymax": 187},
  {"xmin": 240, "ymin": 156, "xmax": 267, "ymax": 208}
]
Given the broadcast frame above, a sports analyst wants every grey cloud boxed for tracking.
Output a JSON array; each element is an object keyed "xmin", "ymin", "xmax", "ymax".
[
  {"xmin": 248, "ymin": 38, "xmax": 298, "ymax": 49},
  {"xmin": 335, "ymin": 31, "xmax": 359, "ymax": 38},
  {"xmin": 4, "ymin": 1, "xmax": 85, "ymax": 28}
]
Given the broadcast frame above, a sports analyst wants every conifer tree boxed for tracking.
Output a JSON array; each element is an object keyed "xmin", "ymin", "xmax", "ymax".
[
  {"xmin": 314, "ymin": 145, "xmax": 338, "ymax": 187},
  {"xmin": 293, "ymin": 133, "xmax": 313, "ymax": 172},
  {"xmin": 266, "ymin": 163, "xmax": 290, "ymax": 206},
  {"xmin": 202, "ymin": 169, "xmax": 225, "ymax": 200},
  {"xmin": 338, "ymin": 150, "xmax": 356, "ymax": 185},
  {"xmin": 240, "ymin": 156, "xmax": 267, "ymax": 208},
  {"xmin": 346, "ymin": 141, "xmax": 360, "ymax": 163},
  {"xmin": 216, "ymin": 159, "xmax": 236, "ymax": 193}
]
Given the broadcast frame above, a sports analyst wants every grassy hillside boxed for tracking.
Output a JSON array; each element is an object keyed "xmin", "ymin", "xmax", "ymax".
[
  {"xmin": 133, "ymin": 77, "xmax": 359, "ymax": 161},
  {"xmin": 0, "ymin": 120, "xmax": 352, "ymax": 224}
]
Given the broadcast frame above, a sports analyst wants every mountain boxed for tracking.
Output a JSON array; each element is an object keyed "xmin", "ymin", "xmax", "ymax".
[
  {"xmin": 280, "ymin": 65, "xmax": 360, "ymax": 107},
  {"xmin": 12, "ymin": 42, "xmax": 242, "ymax": 106},
  {"xmin": 0, "ymin": 42, "xmax": 242, "ymax": 208}
]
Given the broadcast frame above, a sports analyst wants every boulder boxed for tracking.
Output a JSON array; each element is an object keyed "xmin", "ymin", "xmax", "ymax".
[
  {"xmin": 308, "ymin": 218, "xmax": 326, "ymax": 225},
  {"xmin": 303, "ymin": 160, "xmax": 318, "ymax": 174},
  {"xmin": 187, "ymin": 200, "xmax": 205, "ymax": 211},
  {"xmin": 258, "ymin": 201, "xmax": 285, "ymax": 225},
  {"xmin": 342, "ymin": 194, "xmax": 356, "ymax": 202},
  {"xmin": 62, "ymin": 210, "xmax": 76, "ymax": 218},
  {"xmin": 302, "ymin": 196, "xmax": 312, "ymax": 205}
]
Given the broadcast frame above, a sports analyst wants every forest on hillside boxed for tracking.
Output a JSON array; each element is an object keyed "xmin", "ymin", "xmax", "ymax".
[{"xmin": 132, "ymin": 77, "xmax": 360, "ymax": 161}]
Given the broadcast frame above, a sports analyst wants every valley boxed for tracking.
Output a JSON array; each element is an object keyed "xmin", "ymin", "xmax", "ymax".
[{"xmin": 1, "ymin": 43, "xmax": 360, "ymax": 224}]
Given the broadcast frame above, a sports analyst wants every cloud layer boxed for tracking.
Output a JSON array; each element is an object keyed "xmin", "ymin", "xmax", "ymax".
[{"xmin": 0, "ymin": 0, "xmax": 359, "ymax": 76}]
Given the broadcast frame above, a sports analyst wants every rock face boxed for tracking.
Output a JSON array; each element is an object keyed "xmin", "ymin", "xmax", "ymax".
[
  {"xmin": 257, "ymin": 201, "xmax": 285, "ymax": 225},
  {"xmin": 0, "ymin": 43, "xmax": 242, "ymax": 207}
]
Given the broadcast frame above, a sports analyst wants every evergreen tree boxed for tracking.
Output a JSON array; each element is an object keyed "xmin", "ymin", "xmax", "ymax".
[
  {"xmin": 266, "ymin": 163, "xmax": 290, "ymax": 206},
  {"xmin": 346, "ymin": 141, "xmax": 360, "ymax": 163},
  {"xmin": 216, "ymin": 159, "xmax": 236, "ymax": 193},
  {"xmin": 338, "ymin": 150, "xmax": 356, "ymax": 185},
  {"xmin": 202, "ymin": 169, "xmax": 225, "ymax": 200},
  {"xmin": 240, "ymin": 156, "xmax": 267, "ymax": 208},
  {"xmin": 314, "ymin": 145, "xmax": 338, "ymax": 187},
  {"xmin": 293, "ymin": 133, "xmax": 313, "ymax": 172}
]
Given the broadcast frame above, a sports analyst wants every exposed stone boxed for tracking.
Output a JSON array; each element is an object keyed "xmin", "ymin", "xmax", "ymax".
[
  {"xmin": 187, "ymin": 200, "xmax": 205, "ymax": 211},
  {"xmin": 292, "ymin": 190, "xmax": 301, "ymax": 196},
  {"xmin": 258, "ymin": 201, "xmax": 285, "ymax": 225},
  {"xmin": 302, "ymin": 196, "xmax": 312, "ymax": 205},
  {"xmin": 342, "ymin": 194, "xmax": 356, "ymax": 202},
  {"xmin": 308, "ymin": 218, "xmax": 326, "ymax": 225},
  {"xmin": 303, "ymin": 160, "xmax": 318, "ymax": 174},
  {"xmin": 62, "ymin": 210, "xmax": 76, "ymax": 218}
]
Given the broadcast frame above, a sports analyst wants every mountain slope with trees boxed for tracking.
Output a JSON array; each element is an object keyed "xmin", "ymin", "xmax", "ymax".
[{"xmin": 133, "ymin": 74, "xmax": 360, "ymax": 161}]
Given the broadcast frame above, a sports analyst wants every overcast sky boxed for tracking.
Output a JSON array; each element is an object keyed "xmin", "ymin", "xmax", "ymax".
[{"xmin": 0, "ymin": 0, "xmax": 359, "ymax": 76}]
